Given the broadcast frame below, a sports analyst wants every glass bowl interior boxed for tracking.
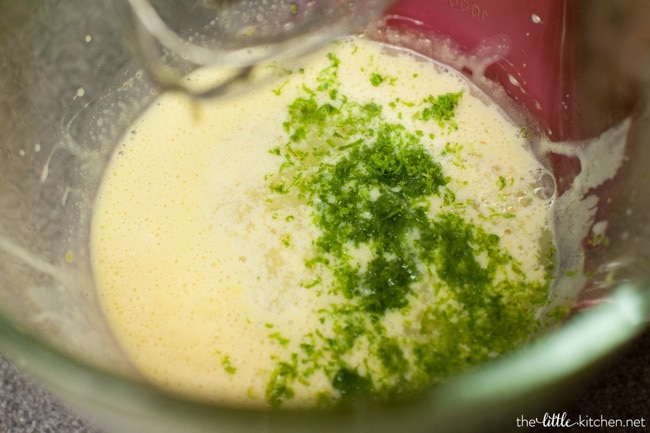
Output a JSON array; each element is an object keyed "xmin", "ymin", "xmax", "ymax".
[{"xmin": 1, "ymin": 0, "xmax": 649, "ymax": 432}]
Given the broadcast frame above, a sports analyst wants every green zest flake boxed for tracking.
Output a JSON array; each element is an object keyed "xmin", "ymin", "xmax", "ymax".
[
  {"xmin": 416, "ymin": 92, "xmax": 463, "ymax": 130},
  {"xmin": 497, "ymin": 175, "xmax": 514, "ymax": 190},
  {"xmin": 370, "ymin": 72, "xmax": 385, "ymax": 86},
  {"xmin": 262, "ymin": 46, "xmax": 552, "ymax": 406},
  {"xmin": 519, "ymin": 126, "xmax": 534, "ymax": 139},
  {"xmin": 269, "ymin": 332, "xmax": 291, "ymax": 346},
  {"xmin": 370, "ymin": 71, "xmax": 396, "ymax": 87},
  {"xmin": 332, "ymin": 367, "xmax": 374, "ymax": 397},
  {"xmin": 220, "ymin": 354, "xmax": 237, "ymax": 375},
  {"xmin": 266, "ymin": 354, "xmax": 298, "ymax": 406}
]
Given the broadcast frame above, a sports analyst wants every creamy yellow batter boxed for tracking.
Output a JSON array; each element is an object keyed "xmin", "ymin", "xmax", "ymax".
[{"xmin": 91, "ymin": 38, "xmax": 555, "ymax": 406}]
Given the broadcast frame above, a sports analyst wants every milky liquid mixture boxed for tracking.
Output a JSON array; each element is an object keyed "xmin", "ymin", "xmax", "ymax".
[{"xmin": 91, "ymin": 38, "xmax": 557, "ymax": 406}]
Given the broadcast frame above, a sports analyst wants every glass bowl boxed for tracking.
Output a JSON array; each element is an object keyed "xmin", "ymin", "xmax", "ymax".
[{"xmin": 1, "ymin": 1, "xmax": 649, "ymax": 432}]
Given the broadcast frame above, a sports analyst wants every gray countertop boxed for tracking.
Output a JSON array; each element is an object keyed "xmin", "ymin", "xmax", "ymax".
[
  {"xmin": 1, "ymin": 329, "xmax": 649, "ymax": 433},
  {"xmin": 0, "ymin": 352, "xmax": 100, "ymax": 433}
]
